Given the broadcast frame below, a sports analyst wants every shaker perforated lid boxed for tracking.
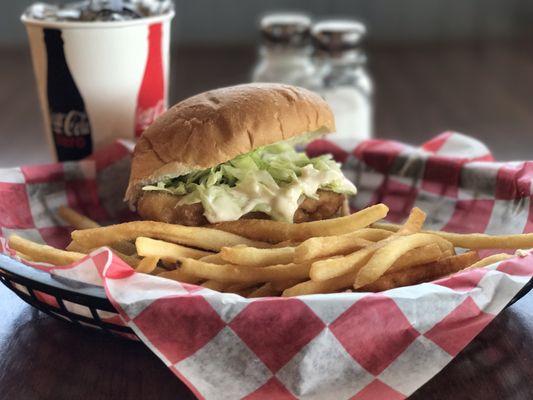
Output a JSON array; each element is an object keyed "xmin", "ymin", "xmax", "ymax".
[
  {"xmin": 312, "ymin": 19, "xmax": 366, "ymax": 51},
  {"xmin": 260, "ymin": 12, "xmax": 311, "ymax": 46}
]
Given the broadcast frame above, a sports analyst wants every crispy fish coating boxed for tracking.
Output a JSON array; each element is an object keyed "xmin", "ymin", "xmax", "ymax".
[{"xmin": 137, "ymin": 190, "xmax": 346, "ymax": 226}]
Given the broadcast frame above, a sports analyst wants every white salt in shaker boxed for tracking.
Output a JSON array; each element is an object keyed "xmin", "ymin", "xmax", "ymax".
[{"xmin": 312, "ymin": 19, "xmax": 373, "ymax": 145}]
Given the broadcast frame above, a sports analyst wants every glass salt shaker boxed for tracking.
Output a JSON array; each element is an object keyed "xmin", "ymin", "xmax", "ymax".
[
  {"xmin": 312, "ymin": 19, "xmax": 373, "ymax": 144},
  {"xmin": 252, "ymin": 13, "xmax": 318, "ymax": 88}
]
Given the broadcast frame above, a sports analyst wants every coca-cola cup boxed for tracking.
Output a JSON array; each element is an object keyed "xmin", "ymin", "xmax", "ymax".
[{"xmin": 21, "ymin": 3, "xmax": 175, "ymax": 161}]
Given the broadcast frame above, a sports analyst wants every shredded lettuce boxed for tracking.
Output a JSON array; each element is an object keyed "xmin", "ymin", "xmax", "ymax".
[{"xmin": 142, "ymin": 141, "xmax": 357, "ymax": 223}]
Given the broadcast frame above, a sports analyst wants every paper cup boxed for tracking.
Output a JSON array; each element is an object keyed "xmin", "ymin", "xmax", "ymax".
[{"xmin": 21, "ymin": 10, "xmax": 175, "ymax": 161}]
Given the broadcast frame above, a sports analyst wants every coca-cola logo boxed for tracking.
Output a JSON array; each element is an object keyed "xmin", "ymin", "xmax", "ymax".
[
  {"xmin": 51, "ymin": 110, "xmax": 91, "ymax": 136},
  {"xmin": 136, "ymin": 99, "xmax": 165, "ymax": 133}
]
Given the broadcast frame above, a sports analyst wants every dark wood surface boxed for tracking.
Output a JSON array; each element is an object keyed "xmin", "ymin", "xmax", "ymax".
[{"xmin": 1, "ymin": 41, "xmax": 533, "ymax": 399}]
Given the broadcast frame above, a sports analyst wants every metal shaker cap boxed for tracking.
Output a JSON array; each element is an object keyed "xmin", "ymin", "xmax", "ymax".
[
  {"xmin": 312, "ymin": 19, "xmax": 366, "ymax": 52},
  {"xmin": 260, "ymin": 12, "xmax": 311, "ymax": 46}
]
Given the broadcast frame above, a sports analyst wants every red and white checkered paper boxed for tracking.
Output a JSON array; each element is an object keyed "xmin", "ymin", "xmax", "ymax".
[{"xmin": 1, "ymin": 132, "xmax": 533, "ymax": 400}]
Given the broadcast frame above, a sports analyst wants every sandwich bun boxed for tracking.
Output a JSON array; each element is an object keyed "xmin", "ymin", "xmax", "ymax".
[{"xmin": 125, "ymin": 83, "xmax": 335, "ymax": 205}]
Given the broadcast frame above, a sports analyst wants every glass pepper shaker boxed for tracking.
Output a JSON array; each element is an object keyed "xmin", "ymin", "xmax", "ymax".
[
  {"xmin": 252, "ymin": 12, "xmax": 318, "ymax": 89},
  {"xmin": 312, "ymin": 19, "xmax": 374, "ymax": 145}
]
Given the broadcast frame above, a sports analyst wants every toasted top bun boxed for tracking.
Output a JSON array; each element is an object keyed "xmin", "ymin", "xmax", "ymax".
[{"xmin": 125, "ymin": 83, "xmax": 335, "ymax": 205}]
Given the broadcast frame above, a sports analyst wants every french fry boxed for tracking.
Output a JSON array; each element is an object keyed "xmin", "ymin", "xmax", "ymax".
[
  {"xmin": 224, "ymin": 282, "xmax": 258, "ymax": 293},
  {"xmin": 360, "ymin": 228, "xmax": 395, "ymax": 241},
  {"xmin": 273, "ymin": 240, "xmax": 300, "ymax": 248},
  {"xmin": 220, "ymin": 245, "xmax": 295, "ymax": 267},
  {"xmin": 66, "ymin": 239, "xmax": 140, "ymax": 268},
  {"xmin": 180, "ymin": 258, "xmax": 312, "ymax": 283},
  {"xmin": 66, "ymin": 240, "xmax": 88, "ymax": 253},
  {"xmin": 156, "ymin": 268, "xmax": 202, "ymax": 284},
  {"xmin": 135, "ymin": 237, "xmax": 211, "ymax": 262},
  {"xmin": 441, "ymin": 249, "xmax": 455, "ymax": 258},
  {"xmin": 16, "ymin": 201, "xmax": 533, "ymax": 297},
  {"xmin": 466, "ymin": 253, "xmax": 512, "ymax": 270},
  {"xmin": 397, "ymin": 207, "xmax": 426, "ymax": 233},
  {"xmin": 354, "ymin": 233, "xmax": 447, "ymax": 288},
  {"xmin": 309, "ymin": 207, "xmax": 427, "ymax": 281},
  {"xmin": 136, "ymin": 256, "xmax": 159, "ymax": 274},
  {"xmin": 152, "ymin": 267, "xmax": 167, "ymax": 275},
  {"xmin": 66, "ymin": 238, "xmax": 137, "ymax": 256},
  {"xmin": 109, "ymin": 241, "xmax": 137, "ymax": 256},
  {"xmin": 283, "ymin": 247, "xmax": 468, "ymax": 297},
  {"xmin": 199, "ymin": 253, "xmax": 227, "ymax": 264},
  {"xmin": 283, "ymin": 273, "xmax": 356, "ymax": 297},
  {"xmin": 159, "ymin": 259, "xmax": 177, "ymax": 270},
  {"xmin": 15, "ymin": 251, "xmax": 33, "ymax": 261},
  {"xmin": 214, "ymin": 203, "xmax": 389, "ymax": 243},
  {"xmin": 371, "ymin": 222, "xmax": 401, "ymax": 232},
  {"xmin": 237, "ymin": 286, "xmax": 260, "ymax": 297},
  {"xmin": 294, "ymin": 236, "xmax": 373, "ymax": 263},
  {"xmin": 271, "ymin": 278, "xmax": 305, "ymax": 291},
  {"xmin": 386, "ymin": 243, "xmax": 443, "ymax": 273},
  {"xmin": 372, "ymin": 222, "xmax": 533, "ymax": 250},
  {"xmin": 113, "ymin": 251, "xmax": 141, "ymax": 268},
  {"xmin": 58, "ymin": 206, "xmax": 100, "ymax": 229},
  {"xmin": 434, "ymin": 231, "xmax": 533, "ymax": 250},
  {"xmin": 9, "ymin": 235, "xmax": 84, "ymax": 266},
  {"xmin": 201, "ymin": 280, "xmax": 228, "ymax": 291},
  {"xmin": 308, "ymin": 241, "xmax": 380, "ymax": 282},
  {"xmin": 248, "ymin": 283, "xmax": 279, "ymax": 298},
  {"xmin": 357, "ymin": 251, "xmax": 480, "ymax": 292},
  {"xmin": 71, "ymin": 221, "xmax": 268, "ymax": 252}
]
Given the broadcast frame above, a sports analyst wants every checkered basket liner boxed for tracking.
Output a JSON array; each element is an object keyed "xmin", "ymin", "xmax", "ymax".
[{"xmin": 1, "ymin": 132, "xmax": 533, "ymax": 400}]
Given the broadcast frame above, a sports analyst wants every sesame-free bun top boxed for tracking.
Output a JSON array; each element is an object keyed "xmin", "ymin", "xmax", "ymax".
[{"xmin": 125, "ymin": 83, "xmax": 335, "ymax": 204}]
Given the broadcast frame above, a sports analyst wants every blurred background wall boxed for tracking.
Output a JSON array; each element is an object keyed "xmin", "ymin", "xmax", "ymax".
[
  {"xmin": 2, "ymin": 0, "xmax": 533, "ymax": 163},
  {"xmin": 2, "ymin": 0, "xmax": 533, "ymax": 46}
]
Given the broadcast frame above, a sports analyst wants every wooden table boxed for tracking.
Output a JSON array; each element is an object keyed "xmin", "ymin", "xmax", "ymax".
[{"xmin": 1, "ymin": 41, "xmax": 533, "ymax": 399}]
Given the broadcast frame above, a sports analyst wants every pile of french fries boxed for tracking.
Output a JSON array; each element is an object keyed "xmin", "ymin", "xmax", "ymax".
[{"xmin": 8, "ymin": 203, "xmax": 533, "ymax": 298}]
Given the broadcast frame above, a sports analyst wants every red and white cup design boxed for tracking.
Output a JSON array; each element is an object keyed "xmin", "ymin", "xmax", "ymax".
[{"xmin": 21, "ymin": 11, "xmax": 174, "ymax": 161}]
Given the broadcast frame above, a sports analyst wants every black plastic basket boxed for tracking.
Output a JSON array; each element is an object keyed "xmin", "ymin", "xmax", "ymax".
[
  {"xmin": 1, "ymin": 253, "xmax": 532, "ymax": 340},
  {"xmin": 0, "ymin": 254, "xmax": 137, "ymax": 339}
]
